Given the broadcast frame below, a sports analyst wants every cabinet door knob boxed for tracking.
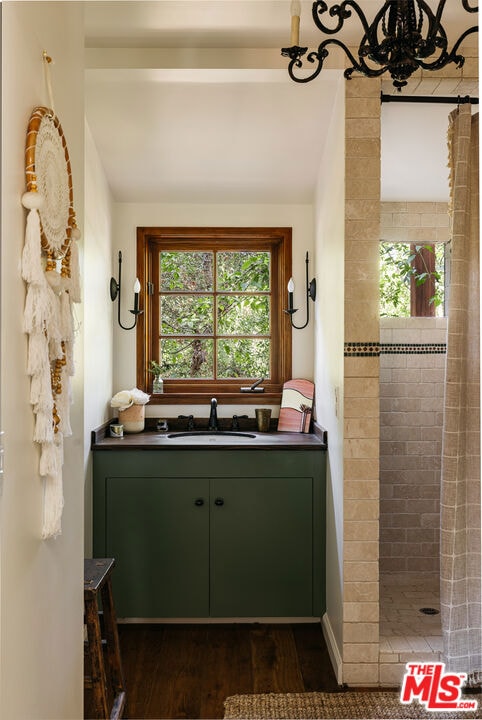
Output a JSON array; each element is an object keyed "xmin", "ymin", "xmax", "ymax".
[
  {"xmin": 214, "ymin": 497, "xmax": 225, "ymax": 506},
  {"xmin": 194, "ymin": 498, "xmax": 205, "ymax": 506}
]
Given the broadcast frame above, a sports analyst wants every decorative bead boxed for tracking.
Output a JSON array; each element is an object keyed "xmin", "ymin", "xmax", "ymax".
[{"xmin": 21, "ymin": 191, "xmax": 44, "ymax": 210}]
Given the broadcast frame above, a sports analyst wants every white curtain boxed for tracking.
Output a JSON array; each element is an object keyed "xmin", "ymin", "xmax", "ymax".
[{"xmin": 440, "ymin": 104, "xmax": 481, "ymax": 685}]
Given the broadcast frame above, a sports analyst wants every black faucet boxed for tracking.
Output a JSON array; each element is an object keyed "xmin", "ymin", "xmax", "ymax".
[{"xmin": 208, "ymin": 398, "xmax": 218, "ymax": 431}]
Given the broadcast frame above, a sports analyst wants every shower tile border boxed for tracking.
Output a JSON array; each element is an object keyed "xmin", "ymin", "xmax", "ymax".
[{"xmin": 345, "ymin": 341, "xmax": 447, "ymax": 357}]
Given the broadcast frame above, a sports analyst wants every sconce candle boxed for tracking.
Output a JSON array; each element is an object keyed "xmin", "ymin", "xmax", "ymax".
[
  {"xmin": 287, "ymin": 277, "xmax": 295, "ymax": 312},
  {"xmin": 133, "ymin": 278, "xmax": 141, "ymax": 313}
]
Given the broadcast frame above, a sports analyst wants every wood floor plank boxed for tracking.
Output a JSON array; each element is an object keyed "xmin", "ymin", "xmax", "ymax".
[
  {"xmin": 155, "ymin": 625, "xmax": 209, "ymax": 719},
  {"xmin": 249, "ymin": 625, "xmax": 305, "ymax": 694},
  {"xmin": 112, "ymin": 622, "xmax": 339, "ymax": 720},
  {"xmin": 292, "ymin": 622, "xmax": 340, "ymax": 691},
  {"xmin": 198, "ymin": 625, "xmax": 253, "ymax": 719}
]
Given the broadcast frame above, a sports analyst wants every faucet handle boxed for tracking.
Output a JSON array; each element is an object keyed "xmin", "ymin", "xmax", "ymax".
[
  {"xmin": 178, "ymin": 414, "xmax": 195, "ymax": 430},
  {"xmin": 232, "ymin": 414, "xmax": 248, "ymax": 430}
]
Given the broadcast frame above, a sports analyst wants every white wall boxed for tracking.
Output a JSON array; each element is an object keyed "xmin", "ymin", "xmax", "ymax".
[
  {"xmin": 110, "ymin": 201, "xmax": 315, "ymax": 420},
  {"xmin": 313, "ymin": 75, "xmax": 345, "ymax": 678},
  {"xmin": 0, "ymin": 3, "xmax": 84, "ymax": 718},
  {"xmin": 84, "ymin": 122, "xmax": 115, "ymax": 557}
]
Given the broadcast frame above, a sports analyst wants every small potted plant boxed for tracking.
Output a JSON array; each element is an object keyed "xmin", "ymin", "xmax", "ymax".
[{"xmin": 148, "ymin": 360, "xmax": 164, "ymax": 393}]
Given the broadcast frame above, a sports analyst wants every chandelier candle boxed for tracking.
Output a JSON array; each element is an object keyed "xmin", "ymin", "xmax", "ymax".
[{"xmin": 290, "ymin": 0, "xmax": 301, "ymax": 46}]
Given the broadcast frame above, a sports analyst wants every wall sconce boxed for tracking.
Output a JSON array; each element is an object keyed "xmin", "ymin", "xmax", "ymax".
[
  {"xmin": 110, "ymin": 250, "xmax": 143, "ymax": 330},
  {"xmin": 284, "ymin": 251, "xmax": 316, "ymax": 330}
]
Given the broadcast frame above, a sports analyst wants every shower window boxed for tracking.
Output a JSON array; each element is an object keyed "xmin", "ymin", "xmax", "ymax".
[{"xmin": 380, "ymin": 241, "xmax": 446, "ymax": 317}]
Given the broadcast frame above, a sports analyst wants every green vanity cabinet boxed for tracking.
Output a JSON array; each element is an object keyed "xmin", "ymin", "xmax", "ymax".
[
  {"xmin": 103, "ymin": 476, "xmax": 210, "ymax": 617},
  {"xmin": 93, "ymin": 447, "xmax": 326, "ymax": 619},
  {"xmin": 210, "ymin": 475, "xmax": 313, "ymax": 617}
]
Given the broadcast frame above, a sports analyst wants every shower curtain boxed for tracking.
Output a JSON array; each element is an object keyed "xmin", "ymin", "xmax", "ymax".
[{"xmin": 440, "ymin": 103, "xmax": 481, "ymax": 685}]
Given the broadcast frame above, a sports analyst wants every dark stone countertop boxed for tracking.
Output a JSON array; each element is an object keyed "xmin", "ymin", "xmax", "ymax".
[{"xmin": 91, "ymin": 419, "xmax": 327, "ymax": 452}]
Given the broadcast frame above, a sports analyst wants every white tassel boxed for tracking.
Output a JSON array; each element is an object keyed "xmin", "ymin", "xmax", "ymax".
[
  {"xmin": 57, "ymin": 372, "xmax": 72, "ymax": 437},
  {"xmin": 69, "ymin": 235, "xmax": 81, "ymax": 303},
  {"xmin": 27, "ymin": 329, "xmax": 49, "ymax": 376},
  {"xmin": 21, "ymin": 205, "xmax": 45, "ymax": 285},
  {"xmin": 30, "ymin": 361, "xmax": 53, "ymax": 414},
  {"xmin": 41, "ymin": 469, "xmax": 64, "ymax": 539},
  {"xmin": 34, "ymin": 411, "xmax": 54, "ymax": 444},
  {"xmin": 47, "ymin": 291, "xmax": 63, "ymax": 361},
  {"xmin": 23, "ymin": 284, "xmax": 52, "ymax": 334},
  {"xmin": 64, "ymin": 339, "xmax": 74, "ymax": 376},
  {"xmin": 60, "ymin": 290, "xmax": 73, "ymax": 340},
  {"xmin": 39, "ymin": 438, "xmax": 62, "ymax": 477},
  {"xmin": 45, "ymin": 269, "xmax": 62, "ymax": 291}
]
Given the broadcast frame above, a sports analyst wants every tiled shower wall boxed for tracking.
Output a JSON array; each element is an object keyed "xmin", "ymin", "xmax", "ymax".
[
  {"xmin": 341, "ymin": 56, "xmax": 477, "ymax": 684},
  {"xmin": 379, "ymin": 318, "xmax": 447, "ymax": 573}
]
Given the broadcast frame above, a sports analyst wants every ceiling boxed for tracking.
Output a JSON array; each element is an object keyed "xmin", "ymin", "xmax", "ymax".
[{"xmin": 84, "ymin": 1, "xmax": 478, "ymax": 204}]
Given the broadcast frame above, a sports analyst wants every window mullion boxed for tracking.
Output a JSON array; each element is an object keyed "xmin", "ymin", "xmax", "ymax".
[{"xmin": 213, "ymin": 250, "xmax": 218, "ymax": 381}]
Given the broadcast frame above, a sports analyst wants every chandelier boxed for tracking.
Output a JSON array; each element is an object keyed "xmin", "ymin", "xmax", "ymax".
[{"xmin": 281, "ymin": 1, "xmax": 478, "ymax": 90}]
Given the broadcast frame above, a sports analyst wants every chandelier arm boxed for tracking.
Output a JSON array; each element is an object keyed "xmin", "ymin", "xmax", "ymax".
[
  {"xmin": 345, "ymin": 48, "xmax": 396, "ymax": 80},
  {"xmin": 312, "ymin": 0, "xmax": 373, "ymax": 37},
  {"xmin": 433, "ymin": 0, "xmax": 448, "ymax": 28},
  {"xmin": 286, "ymin": 49, "xmax": 325, "ymax": 83},
  {"xmin": 415, "ymin": 25, "xmax": 478, "ymax": 72},
  {"xmin": 462, "ymin": 0, "xmax": 478, "ymax": 12},
  {"xmin": 444, "ymin": 25, "xmax": 479, "ymax": 63}
]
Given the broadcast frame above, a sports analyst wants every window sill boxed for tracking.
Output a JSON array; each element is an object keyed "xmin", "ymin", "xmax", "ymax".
[{"xmin": 147, "ymin": 392, "xmax": 282, "ymax": 405}]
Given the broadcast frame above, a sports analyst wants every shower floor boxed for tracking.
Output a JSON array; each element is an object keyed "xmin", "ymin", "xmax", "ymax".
[{"xmin": 379, "ymin": 571, "xmax": 442, "ymax": 686}]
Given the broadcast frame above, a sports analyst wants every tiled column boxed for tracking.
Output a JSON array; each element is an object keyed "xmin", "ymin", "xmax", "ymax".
[{"xmin": 343, "ymin": 77, "xmax": 381, "ymax": 685}]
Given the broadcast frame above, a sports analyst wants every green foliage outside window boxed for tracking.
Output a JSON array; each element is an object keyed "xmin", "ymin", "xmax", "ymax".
[
  {"xmin": 380, "ymin": 242, "xmax": 445, "ymax": 317},
  {"xmin": 158, "ymin": 250, "xmax": 271, "ymax": 379}
]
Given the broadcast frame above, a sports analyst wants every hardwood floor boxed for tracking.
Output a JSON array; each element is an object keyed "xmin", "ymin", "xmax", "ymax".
[{"xmin": 113, "ymin": 623, "xmax": 339, "ymax": 719}]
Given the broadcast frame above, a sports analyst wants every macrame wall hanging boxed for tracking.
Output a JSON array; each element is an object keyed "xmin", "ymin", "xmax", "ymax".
[{"xmin": 21, "ymin": 52, "xmax": 81, "ymax": 539}]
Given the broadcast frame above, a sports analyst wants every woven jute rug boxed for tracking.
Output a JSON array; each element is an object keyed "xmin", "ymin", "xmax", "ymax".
[{"xmin": 223, "ymin": 691, "xmax": 481, "ymax": 719}]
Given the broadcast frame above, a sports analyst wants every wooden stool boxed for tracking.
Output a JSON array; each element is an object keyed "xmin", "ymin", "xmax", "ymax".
[{"xmin": 84, "ymin": 558, "xmax": 127, "ymax": 719}]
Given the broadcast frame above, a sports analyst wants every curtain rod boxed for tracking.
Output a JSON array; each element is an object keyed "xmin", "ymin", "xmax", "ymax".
[{"xmin": 381, "ymin": 93, "xmax": 479, "ymax": 105}]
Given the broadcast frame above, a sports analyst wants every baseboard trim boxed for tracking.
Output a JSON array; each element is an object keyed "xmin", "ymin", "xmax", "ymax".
[
  {"xmin": 118, "ymin": 616, "xmax": 320, "ymax": 624},
  {"xmin": 321, "ymin": 612, "xmax": 343, "ymax": 685}
]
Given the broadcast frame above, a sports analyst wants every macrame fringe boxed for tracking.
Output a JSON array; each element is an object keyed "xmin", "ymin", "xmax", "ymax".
[
  {"xmin": 57, "ymin": 373, "xmax": 72, "ymax": 437},
  {"xmin": 30, "ymin": 361, "xmax": 53, "ymax": 414},
  {"xmin": 64, "ymin": 339, "xmax": 74, "ymax": 376},
  {"xmin": 21, "ymin": 208, "xmax": 45, "ymax": 285},
  {"xmin": 41, "ymin": 471, "xmax": 64, "ymax": 540},
  {"xmin": 23, "ymin": 283, "xmax": 52, "ymax": 334},
  {"xmin": 45, "ymin": 268, "xmax": 62, "ymax": 291},
  {"xmin": 34, "ymin": 411, "xmax": 54, "ymax": 444},
  {"xmin": 47, "ymin": 291, "xmax": 63, "ymax": 361},
  {"xmin": 39, "ymin": 438, "xmax": 63, "ymax": 478},
  {"xmin": 60, "ymin": 290, "xmax": 73, "ymax": 339},
  {"xmin": 27, "ymin": 329, "xmax": 49, "ymax": 376}
]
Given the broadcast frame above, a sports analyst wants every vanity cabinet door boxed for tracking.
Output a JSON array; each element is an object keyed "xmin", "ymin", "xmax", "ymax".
[
  {"xmin": 210, "ymin": 476, "xmax": 313, "ymax": 617},
  {"xmin": 105, "ymin": 476, "xmax": 209, "ymax": 617}
]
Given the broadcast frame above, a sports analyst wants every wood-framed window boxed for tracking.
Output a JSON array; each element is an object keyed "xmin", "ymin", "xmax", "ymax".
[{"xmin": 136, "ymin": 227, "xmax": 292, "ymax": 404}]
